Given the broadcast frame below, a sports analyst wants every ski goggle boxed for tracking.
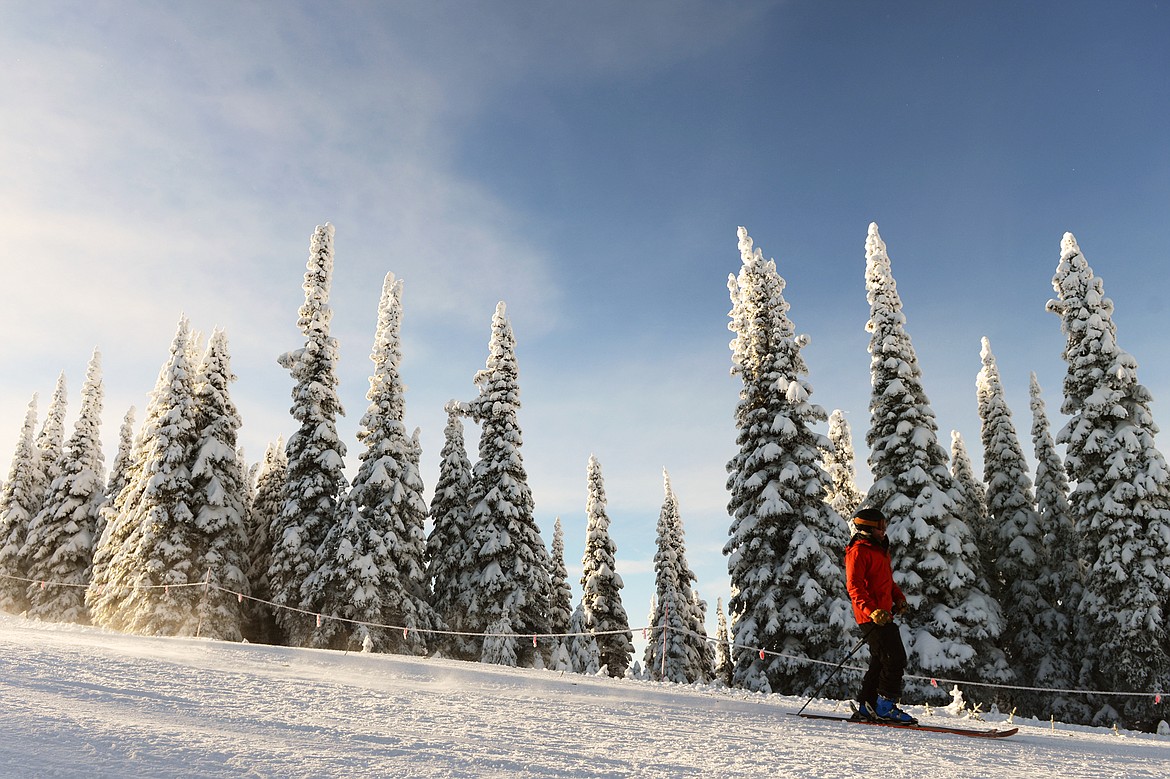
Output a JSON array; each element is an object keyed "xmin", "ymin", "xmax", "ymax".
[{"xmin": 853, "ymin": 516, "xmax": 887, "ymax": 530}]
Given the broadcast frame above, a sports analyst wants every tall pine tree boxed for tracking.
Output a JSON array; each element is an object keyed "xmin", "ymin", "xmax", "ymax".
[
  {"xmin": 977, "ymin": 337, "xmax": 1045, "ymax": 712},
  {"xmin": 271, "ymin": 223, "xmax": 348, "ymax": 647},
  {"xmin": 24, "ymin": 350, "xmax": 105, "ymax": 624},
  {"xmin": 824, "ymin": 410, "xmax": 865, "ymax": 522},
  {"xmin": 580, "ymin": 454, "xmax": 633, "ymax": 678},
  {"xmin": 0, "ymin": 397, "xmax": 44, "ymax": 613},
  {"xmin": 1027, "ymin": 372, "xmax": 1085, "ymax": 721},
  {"xmin": 35, "ymin": 373, "xmax": 68, "ymax": 518},
  {"xmin": 187, "ymin": 330, "xmax": 250, "ymax": 640},
  {"xmin": 98, "ymin": 406, "xmax": 136, "ymax": 545},
  {"xmin": 88, "ymin": 320, "xmax": 201, "ymax": 635},
  {"xmin": 462, "ymin": 302, "xmax": 551, "ymax": 666},
  {"xmin": 645, "ymin": 470, "xmax": 713, "ymax": 684},
  {"xmin": 949, "ymin": 430, "xmax": 990, "ymax": 576},
  {"xmin": 725, "ymin": 226, "xmax": 850, "ymax": 694},
  {"xmin": 862, "ymin": 223, "xmax": 1007, "ymax": 703},
  {"xmin": 547, "ymin": 517, "xmax": 574, "ymax": 671},
  {"xmin": 1046, "ymin": 232, "xmax": 1170, "ymax": 726},
  {"xmin": 244, "ymin": 439, "xmax": 286, "ymax": 645},
  {"xmin": 426, "ymin": 402, "xmax": 476, "ymax": 659},
  {"xmin": 306, "ymin": 273, "xmax": 441, "ymax": 654}
]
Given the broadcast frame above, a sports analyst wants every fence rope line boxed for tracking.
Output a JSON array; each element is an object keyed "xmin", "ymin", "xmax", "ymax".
[{"xmin": 2, "ymin": 571, "xmax": 1163, "ymax": 699}]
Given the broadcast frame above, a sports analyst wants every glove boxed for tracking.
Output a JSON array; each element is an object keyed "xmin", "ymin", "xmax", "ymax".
[
  {"xmin": 870, "ymin": 609, "xmax": 892, "ymax": 626},
  {"xmin": 892, "ymin": 600, "xmax": 910, "ymax": 616}
]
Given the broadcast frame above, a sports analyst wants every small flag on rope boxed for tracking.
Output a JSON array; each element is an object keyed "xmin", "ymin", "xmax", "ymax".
[
  {"xmin": 930, "ymin": 678, "xmax": 938, "ymax": 687},
  {"xmin": 1157, "ymin": 693, "xmax": 1163, "ymax": 704},
  {"xmin": 403, "ymin": 627, "xmax": 409, "ymax": 639},
  {"xmin": 165, "ymin": 585, "xmax": 170, "ymax": 595},
  {"xmin": 39, "ymin": 581, "xmax": 46, "ymax": 590},
  {"xmin": 532, "ymin": 636, "xmax": 538, "ymax": 647},
  {"xmin": 759, "ymin": 649, "xmax": 766, "ymax": 660},
  {"xmin": 316, "ymin": 614, "xmax": 322, "ymax": 627},
  {"xmin": 642, "ymin": 627, "xmax": 648, "ymax": 639},
  {"xmin": 237, "ymin": 593, "xmax": 243, "ymax": 603}
]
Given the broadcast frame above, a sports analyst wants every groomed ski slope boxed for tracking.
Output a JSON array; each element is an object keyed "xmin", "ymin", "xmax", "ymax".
[{"xmin": 1, "ymin": 614, "xmax": 1167, "ymax": 778}]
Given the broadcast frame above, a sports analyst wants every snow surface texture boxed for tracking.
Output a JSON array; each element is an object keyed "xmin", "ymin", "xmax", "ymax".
[{"xmin": 2, "ymin": 615, "xmax": 1168, "ymax": 778}]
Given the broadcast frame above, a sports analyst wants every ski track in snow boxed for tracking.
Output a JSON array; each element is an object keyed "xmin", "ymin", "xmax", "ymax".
[{"xmin": 1, "ymin": 615, "xmax": 1168, "ymax": 778}]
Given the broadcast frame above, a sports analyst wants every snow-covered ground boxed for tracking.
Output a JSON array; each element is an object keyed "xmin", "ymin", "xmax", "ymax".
[{"xmin": 2, "ymin": 614, "xmax": 1168, "ymax": 778}]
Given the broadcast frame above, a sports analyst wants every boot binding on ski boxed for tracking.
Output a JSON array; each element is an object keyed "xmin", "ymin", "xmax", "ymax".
[
  {"xmin": 849, "ymin": 700, "xmax": 878, "ymax": 722},
  {"xmin": 875, "ymin": 695, "xmax": 918, "ymax": 725}
]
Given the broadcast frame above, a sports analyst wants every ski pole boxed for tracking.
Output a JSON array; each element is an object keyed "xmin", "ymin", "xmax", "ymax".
[{"xmin": 796, "ymin": 636, "xmax": 867, "ymax": 715}]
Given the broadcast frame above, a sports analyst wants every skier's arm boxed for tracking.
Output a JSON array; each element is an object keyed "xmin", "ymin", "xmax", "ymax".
[{"xmin": 845, "ymin": 545, "xmax": 878, "ymax": 619}]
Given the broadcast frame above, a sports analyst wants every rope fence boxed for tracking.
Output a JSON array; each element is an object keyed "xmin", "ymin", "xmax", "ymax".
[{"xmin": 2, "ymin": 571, "xmax": 1163, "ymax": 701}]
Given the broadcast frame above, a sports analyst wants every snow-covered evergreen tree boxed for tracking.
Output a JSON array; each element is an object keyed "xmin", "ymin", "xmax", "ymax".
[
  {"xmin": 579, "ymin": 454, "xmax": 633, "ymax": 678},
  {"xmin": 1027, "ymin": 372, "xmax": 1085, "ymax": 721},
  {"xmin": 824, "ymin": 410, "xmax": 866, "ymax": 522},
  {"xmin": 35, "ymin": 373, "xmax": 68, "ymax": 515},
  {"xmin": 546, "ymin": 519, "xmax": 574, "ymax": 671},
  {"xmin": 862, "ymin": 223, "xmax": 1007, "ymax": 703},
  {"xmin": 1046, "ymin": 232, "xmax": 1170, "ymax": 726},
  {"xmin": 98, "ymin": 407, "xmax": 136, "ymax": 545},
  {"xmin": 724, "ymin": 226, "xmax": 851, "ymax": 695},
  {"xmin": 305, "ymin": 273, "xmax": 441, "ymax": 654},
  {"xmin": 949, "ymin": 430, "xmax": 990, "ymax": 575},
  {"xmin": 0, "ymin": 397, "xmax": 44, "ymax": 613},
  {"xmin": 567, "ymin": 602, "xmax": 601, "ymax": 675},
  {"xmin": 187, "ymin": 329, "xmax": 250, "ymax": 640},
  {"xmin": 976, "ymin": 337, "xmax": 1047, "ymax": 710},
  {"xmin": 242, "ymin": 439, "xmax": 285, "ymax": 644},
  {"xmin": 426, "ymin": 402, "xmax": 476, "ymax": 659},
  {"xmin": 88, "ymin": 320, "xmax": 202, "ymax": 635},
  {"xmin": 645, "ymin": 471, "xmax": 713, "ymax": 684},
  {"xmin": 271, "ymin": 223, "xmax": 348, "ymax": 647},
  {"xmin": 714, "ymin": 597, "xmax": 733, "ymax": 686},
  {"xmin": 548, "ymin": 518, "xmax": 573, "ymax": 639},
  {"xmin": 24, "ymin": 350, "xmax": 105, "ymax": 624},
  {"xmin": 481, "ymin": 616, "xmax": 519, "ymax": 667},
  {"xmin": 462, "ymin": 302, "xmax": 551, "ymax": 666}
]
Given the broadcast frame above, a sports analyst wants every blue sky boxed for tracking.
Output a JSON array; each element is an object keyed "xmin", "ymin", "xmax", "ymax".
[{"xmin": 3, "ymin": 1, "xmax": 1168, "ymax": 649}]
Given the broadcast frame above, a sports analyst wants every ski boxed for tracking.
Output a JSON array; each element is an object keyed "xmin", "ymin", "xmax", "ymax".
[{"xmin": 791, "ymin": 712, "xmax": 1019, "ymax": 739}]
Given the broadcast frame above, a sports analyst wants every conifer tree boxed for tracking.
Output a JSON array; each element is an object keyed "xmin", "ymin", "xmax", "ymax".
[
  {"xmin": 824, "ymin": 410, "xmax": 865, "ymax": 521},
  {"xmin": 271, "ymin": 223, "xmax": 348, "ymax": 647},
  {"xmin": 645, "ymin": 471, "xmax": 713, "ymax": 684},
  {"xmin": 426, "ymin": 402, "xmax": 476, "ymax": 659},
  {"xmin": 306, "ymin": 273, "xmax": 441, "ymax": 654},
  {"xmin": 580, "ymin": 454, "xmax": 633, "ymax": 678},
  {"xmin": 549, "ymin": 517, "xmax": 573, "ymax": 636},
  {"xmin": 463, "ymin": 302, "xmax": 551, "ymax": 665},
  {"xmin": 1046, "ymin": 232, "xmax": 1170, "ymax": 726},
  {"xmin": 547, "ymin": 518, "xmax": 574, "ymax": 670},
  {"xmin": 89, "ymin": 320, "xmax": 201, "ymax": 635},
  {"xmin": 567, "ymin": 602, "xmax": 601, "ymax": 675},
  {"xmin": 187, "ymin": 329, "xmax": 250, "ymax": 640},
  {"xmin": 976, "ymin": 337, "xmax": 1047, "ymax": 710},
  {"xmin": 243, "ymin": 439, "xmax": 285, "ymax": 644},
  {"xmin": 0, "ymin": 397, "xmax": 44, "ymax": 613},
  {"xmin": 35, "ymin": 373, "xmax": 68, "ymax": 515},
  {"xmin": 98, "ymin": 407, "xmax": 136, "ymax": 545},
  {"xmin": 714, "ymin": 597, "xmax": 733, "ymax": 686},
  {"xmin": 862, "ymin": 223, "xmax": 1007, "ymax": 702},
  {"xmin": 725, "ymin": 226, "xmax": 850, "ymax": 694},
  {"xmin": 949, "ymin": 430, "xmax": 990, "ymax": 575},
  {"xmin": 1027, "ymin": 372, "xmax": 1085, "ymax": 721},
  {"xmin": 24, "ymin": 350, "xmax": 105, "ymax": 624}
]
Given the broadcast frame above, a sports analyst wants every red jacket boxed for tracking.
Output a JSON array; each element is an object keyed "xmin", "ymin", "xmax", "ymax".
[{"xmin": 845, "ymin": 536, "xmax": 906, "ymax": 624}]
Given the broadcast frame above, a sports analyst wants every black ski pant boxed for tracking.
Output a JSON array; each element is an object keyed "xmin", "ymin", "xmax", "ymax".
[{"xmin": 858, "ymin": 621, "xmax": 907, "ymax": 704}]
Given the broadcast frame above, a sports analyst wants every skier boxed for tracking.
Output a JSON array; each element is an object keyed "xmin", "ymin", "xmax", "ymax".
[{"xmin": 845, "ymin": 507, "xmax": 917, "ymax": 724}]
